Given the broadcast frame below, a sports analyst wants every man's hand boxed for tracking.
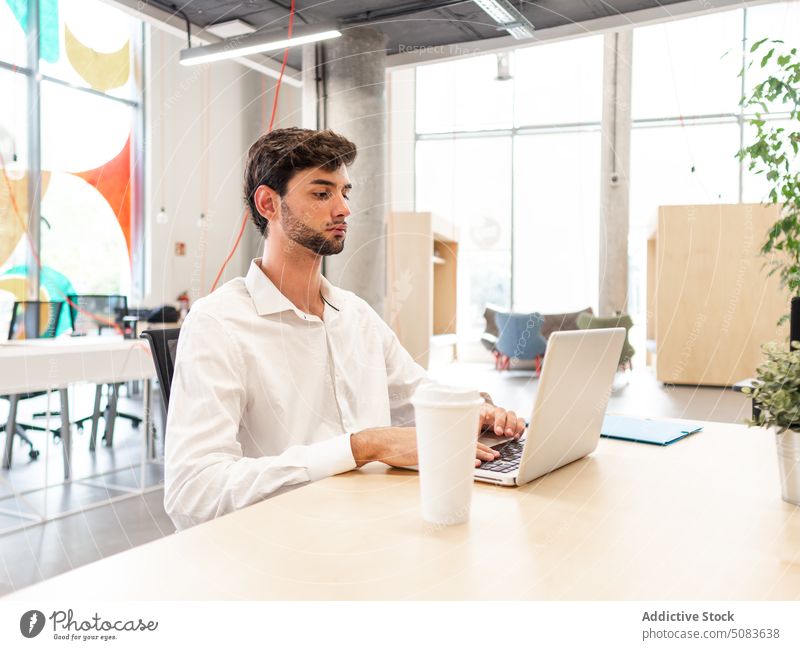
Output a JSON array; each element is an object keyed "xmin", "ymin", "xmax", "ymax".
[
  {"xmin": 479, "ymin": 403, "xmax": 526, "ymax": 439},
  {"xmin": 350, "ymin": 427, "xmax": 500, "ymax": 469}
]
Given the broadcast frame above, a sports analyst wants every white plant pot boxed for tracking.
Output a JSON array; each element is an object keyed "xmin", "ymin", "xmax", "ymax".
[{"xmin": 776, "ymin": 428, "xmax": 800, "ymax": 506}]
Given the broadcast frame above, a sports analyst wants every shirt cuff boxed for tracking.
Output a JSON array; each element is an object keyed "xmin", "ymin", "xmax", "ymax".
[{"xmin": 306, "ymin": 432, "xmax": 357, "ymax": 482}]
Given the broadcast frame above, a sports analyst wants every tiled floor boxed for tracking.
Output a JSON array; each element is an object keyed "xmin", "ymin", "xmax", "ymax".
[
  {"xmin": 0, "ymin": 383, "xmax": 172, "ymax": 596},
  {"xmin": 0, "ymin": 363, "xmax": 753, "ymax": 596}
]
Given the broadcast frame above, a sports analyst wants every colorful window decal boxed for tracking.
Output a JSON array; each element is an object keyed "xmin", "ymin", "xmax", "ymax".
[
  {"xmin": 0, "ymin": 264, "xmax": 76, "ymax": 335},
  {"xmin": 74, "ymin": 133, "xmax": 133, "ymax": 260},
  {"xmin": 0, "ymin": 171, "xmax": 51, "ymax": 266},
  {"xmin": 64, "ymin": 23, "xmax": 130, "ymax": 92},
  {"xmin": 2, "ymin": 0, "xmax": 140, "ymax": 301},
  {"xmin": 3, "ymin": 0, "xmax": 60, "ymax": 63}
]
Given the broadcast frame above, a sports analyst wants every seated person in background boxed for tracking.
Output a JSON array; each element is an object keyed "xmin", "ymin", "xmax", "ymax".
[{"xmin": 164, "ymin": 128, "xmax": 525, "ymax": 530}]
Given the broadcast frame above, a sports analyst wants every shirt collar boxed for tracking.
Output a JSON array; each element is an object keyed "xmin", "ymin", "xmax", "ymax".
[{"xmin": 245, "ymin": 258, "xmax": 344, "ymax": 320}]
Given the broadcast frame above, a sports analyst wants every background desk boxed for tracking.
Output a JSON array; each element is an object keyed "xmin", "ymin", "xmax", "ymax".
[
  {"xmin": 6, "ymin": 420, "xmax": 800, "ymax": 600},
  {"xmin": 1, "ymin": 337, "xmax": 155, "ymax": 478},
  {"xmin": 0, "ymin": 337, "xmax": 157, "ymax": 532},
  {"xmin": 0, "ymin": 337, "xmax": 155, "ymax": 395}
]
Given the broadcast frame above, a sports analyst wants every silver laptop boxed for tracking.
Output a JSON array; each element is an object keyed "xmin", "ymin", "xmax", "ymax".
[{"xmin": 475, "ymin": 328, "xmax": 625, "ymax": 487}]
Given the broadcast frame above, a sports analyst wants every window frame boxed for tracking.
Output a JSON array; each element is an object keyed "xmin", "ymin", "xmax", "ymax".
[{"xmin": 0, "ymin": 0, "xmax": 145, "ymax": 302}]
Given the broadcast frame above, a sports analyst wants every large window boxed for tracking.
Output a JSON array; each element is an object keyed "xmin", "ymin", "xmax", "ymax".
[
  {"xmin": 416, "ymin": 54, "xmax": 514, "ymax": 134},
  {"xmin": 415, "ymin": 36, "xmax": 604, "ymax": 339},
  {"xmin": 513, "ymin": 130, "xmax": 601, "ymax": 314},
  {"xmin": 630, "ymin": 10, "xmax": 743, "ymax": 121},
  {"xmin": 0, "ymin": 0, "xmax": 143, "ymax": 332},
  {"xmin": 0, "ymin": 68, "xmax": 28, "ymax": 268},
  {"xmin": 416, "ymin": 136, "xmax": 513, "ymax": 335},
  {"xmin": 741, "ymin": 1, "xmax": 800, "ymax": 203},
  {"xmin": 413, "ymin": 1, "xmax": 799, "ymax": 346},
  {"xmin": 628, "ymin": 10, "xmax": 746, "ymax": 332},
  {"xmin": 514, "ymin": 37, "xmax": 603, "ymax": 126},
  {"xmin": 0, "ymin": 0, "xmax": 27, "ymax": 66},
  {"xmin": 628, "ymin": 1, "xmax": 800, "ymax": 335},
  {"xmin": 629, "ymin": 121, "xmax": 741, "ymax": 251}
]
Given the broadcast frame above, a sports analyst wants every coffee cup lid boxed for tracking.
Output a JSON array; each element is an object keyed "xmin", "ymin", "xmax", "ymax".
[{"xmin": 411, "ymin": 383, "xmax": 483, "ymax": 408}]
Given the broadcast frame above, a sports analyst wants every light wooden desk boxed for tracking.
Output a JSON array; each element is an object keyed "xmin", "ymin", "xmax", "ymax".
[{"xmin": 6, "ymin": 420, "xmax": 800, "ymax": 600}]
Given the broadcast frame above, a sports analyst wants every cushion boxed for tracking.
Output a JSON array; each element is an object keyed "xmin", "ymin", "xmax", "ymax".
[
  {"xmin": 541, "ymin": 307, "xmax": 594, "ymax": 340},
  {"xmin": 576, "ymin": 312, "xmax": 636, "ymax": 365}
]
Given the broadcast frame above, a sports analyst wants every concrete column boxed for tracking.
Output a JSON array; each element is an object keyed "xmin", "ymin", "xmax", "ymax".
[
  {"xmin": 599, "ymin": 30, "xmax": 633, "ymax": 316},
  {"xmin": 322, "ymin": 27, "xmax": 388, "ymax": 317},
  {"xmin": 388, "ymin": 67, "xmax": 416, "ymax": 213},
  {"xmin": 301, "ymin": 44, "xmax": 318, "ymax": 129}
]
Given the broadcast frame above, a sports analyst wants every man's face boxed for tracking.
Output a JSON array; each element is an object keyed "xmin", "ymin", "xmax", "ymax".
[{"xmin": 278, "ymin": 165, "xmax": 352, "ymax": 256}]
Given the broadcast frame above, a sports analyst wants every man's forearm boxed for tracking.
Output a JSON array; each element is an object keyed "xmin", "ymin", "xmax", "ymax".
[
  {"xmin": 350, "ymin": 431, "xmax": 377, "ymax": 468},
  {"xmin": 350, "ymin": 427, "xmax": 419, "ymax": 468}
]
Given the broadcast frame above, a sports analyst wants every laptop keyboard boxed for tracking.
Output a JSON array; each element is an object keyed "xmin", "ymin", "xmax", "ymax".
[{"xmin": 479, "ymin": 439, "xmax": 524, "ymax": 473}]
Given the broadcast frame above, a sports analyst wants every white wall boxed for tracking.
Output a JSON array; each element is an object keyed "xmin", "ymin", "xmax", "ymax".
[{"xmin": 143, "ymin": 26, "xmax": 301, "ymax": 308}]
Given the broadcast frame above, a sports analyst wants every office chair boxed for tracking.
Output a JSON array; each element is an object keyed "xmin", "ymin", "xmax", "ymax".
[
  {"xmin": 7, "ymin": 299, "xmax": 62, "ymax": 340},
  {"xmin": 540, "ymin": 307, "xmax": 594, "ymax": 340},
  {"xmin": 140, "ymin": 328, "xmax": 180, "ymax": 411},
  {"xmin": 61, "ymin": 294, "xmax": 143, "ymax": 450},
  {"xmin": 67, "ymin": 294, "xmax": 128, "ymax": 335},
  {"xmin": 141, "ymin": 328, "xmax": 181, "ymax": 451},
  {"xmin": 1, "ymin": 301, "xmax": 65, "ymax": 466},
  {"xmin": 576, "ymin": 312, "xmax": 636, "ymax": 369}
]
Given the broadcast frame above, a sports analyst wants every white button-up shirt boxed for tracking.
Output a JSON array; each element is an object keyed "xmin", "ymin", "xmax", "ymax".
[{"xmin": 164, "ymin": 259, "xmax": 428, "ymax": 530}]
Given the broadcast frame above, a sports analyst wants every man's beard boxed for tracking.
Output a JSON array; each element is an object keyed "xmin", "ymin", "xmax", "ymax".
[{"xmin": 281, "ymin": 199, "xmax": 344, "ymax": 256}]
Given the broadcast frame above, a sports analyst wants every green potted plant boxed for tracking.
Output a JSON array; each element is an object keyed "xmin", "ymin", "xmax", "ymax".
[
  {"xmin": 737, "ymin": 38, "xmax": 800, "ymax": 322},
  {"xmin": 743, "ymin": 342, "xmax": 800, "ymax": 505}
]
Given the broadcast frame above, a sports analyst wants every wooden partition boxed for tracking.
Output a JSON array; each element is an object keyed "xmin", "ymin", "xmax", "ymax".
[
  {"xmin": 386, "ymin": 212, "xmax": 458, "ymax": 369},
  {"xmin": 653, "ymin": 203, "xmax": 787, "ymax": 386}
]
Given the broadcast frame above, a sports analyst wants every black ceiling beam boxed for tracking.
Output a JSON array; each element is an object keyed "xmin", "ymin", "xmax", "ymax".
[
  {"xmin": 225, "ymin": 0, "xmax": 310, "ymax": 26},
  {"xmin": 143, "ymin": 0, "xmax": 193, "ymax": 47},
  {"xmin": 436, "ymin": 5, "xmax": 485, "ymax": 41},
  {"xmin": 341, "ymin": 0, "xmax": 472, "ymax": 25}
]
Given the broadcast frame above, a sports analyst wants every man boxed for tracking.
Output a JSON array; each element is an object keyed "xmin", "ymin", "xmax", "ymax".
[{"xmin": 164, "ymin": 128, "xmax": 525, "ymax": 531}]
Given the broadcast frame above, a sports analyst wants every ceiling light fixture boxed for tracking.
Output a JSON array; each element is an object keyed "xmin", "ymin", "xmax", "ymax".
[
  {"xmin": 205, "ymin": 19, "xmax": 255, "ymax": 39},
  {"xmin": 473, "ymin": 0, "xmax": 535, "ymax": 40},
  {"xmin": 179, "ymin": 23, "xmax": 342, "ymax": 66}
]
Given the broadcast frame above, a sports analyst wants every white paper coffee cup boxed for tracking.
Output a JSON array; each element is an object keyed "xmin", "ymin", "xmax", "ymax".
[{"xmin": 411, "ymin": 383, "xmax": 484, "ymax": 525}]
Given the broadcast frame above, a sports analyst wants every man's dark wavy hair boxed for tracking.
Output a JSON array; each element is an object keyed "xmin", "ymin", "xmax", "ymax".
[{"xmin": 243, "ymin": 127, "xmax": 357, "ymax": 237}]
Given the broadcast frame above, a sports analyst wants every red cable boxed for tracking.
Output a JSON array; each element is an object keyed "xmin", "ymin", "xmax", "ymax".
[
  {"xmin": 209, "ymin": 212, "xmax": 249, "ymax": 294},
  {"xmin": 210, "ymin": 0, "xmax": 295, "ymax": 292},
  {"xmin": 268, "ymin": 0, "xmax": 295, "ymax": 133}
]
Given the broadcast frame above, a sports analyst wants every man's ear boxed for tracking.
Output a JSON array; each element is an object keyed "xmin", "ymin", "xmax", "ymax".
[{"xmin": 253, "ymin": 185, "xmax": 281, "ymax": 225}]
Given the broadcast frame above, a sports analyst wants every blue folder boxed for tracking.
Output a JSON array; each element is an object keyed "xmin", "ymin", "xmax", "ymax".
[{"xmin": 601, "ymin": 414, "xmax": 703, "ymax": 446}]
